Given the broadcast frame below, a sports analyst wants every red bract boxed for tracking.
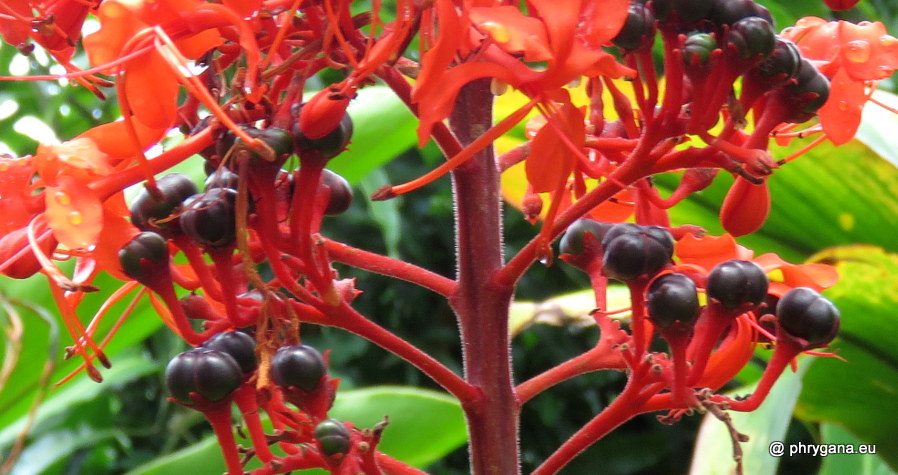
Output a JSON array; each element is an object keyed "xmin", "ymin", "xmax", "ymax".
[{"xmin": 823, "ymin": 0, "xmax": 861, "ymax": 11}]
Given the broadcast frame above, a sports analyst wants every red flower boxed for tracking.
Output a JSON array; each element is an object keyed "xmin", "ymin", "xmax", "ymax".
[
  {"xmin": 781, "ymin": 17, "xmax": 898, "ymax": 144},
  {"xmin": 413, "ymin": 0, "xmax": 631, "ymax": 144}
]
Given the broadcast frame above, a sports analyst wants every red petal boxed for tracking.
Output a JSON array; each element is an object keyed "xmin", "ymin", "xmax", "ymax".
[
  {"xmin": 525, "ymin": 103, "xmax": 584, "ymax": 193},
  {"xmin": 720, "ymin": 177, "xmax": 770, "ymax": 237},
  {"xmin": 45, "ymin": 176, "xmax": 104, "ymax": 249},
  {"xmin": 837, "ymin": 21, "xmax": 898, "ymax": 82},
  {"xmin": 675, "ymin": 233, "xmax": 754, "ymax": 272},
  {"xmin": 818, "ymin": 67, "xmax": 866, "ymax": 145},
  {"xmin": 469, "ymin": 6, "xmax": 552, "ymax": 62}
]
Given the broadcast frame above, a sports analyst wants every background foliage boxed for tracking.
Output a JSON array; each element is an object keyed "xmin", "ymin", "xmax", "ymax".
[{"xmin": 2, "ymin": 1, "xmax": 898, "ymax": 474}]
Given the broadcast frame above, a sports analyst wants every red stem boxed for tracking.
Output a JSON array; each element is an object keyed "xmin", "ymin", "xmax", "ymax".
[
  {"xmin": 723, "ymin": 339, "xmax": 803, "ymax": 412},
  {"xmin": 292, "ymin": 300, "xmax": 479, "ymax": 402},
  {"xmin": 204, "ymin": 404, "xmax": 244, "ymax": 475},
  {"xmin": 322, "ymin": 238, "xmax": 456, "ymax": 296},
  {"xmin": 517, "ymin": 340, "xmax": 627, "ymax": 404},
  {"xmin": 448, "ymin": 79, "xmax": 520, "ymax": 475},
  {"xmin": 233, "ymin": 385, "xmax": 275, "ymax": 463},
  {"xmin": 532, "ymin": 368, "xmax": 662, "ymax": 475},
  {"xmin": 376, "ymin": 452, "xmax": 430, "ymax": 474}
]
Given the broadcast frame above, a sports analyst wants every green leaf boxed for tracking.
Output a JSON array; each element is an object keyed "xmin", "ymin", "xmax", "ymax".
[
  {"xmin": 0, "ymin": 352, "xmax": 157, "ymax": 448},
  {"xmin": 689, "ymin": 357, "xmax": 813, "ymax": 475},
  {"xmin": 0, "ymin": 273, "xmax": 164, "ymax": 431},
  {"xmin": 360, "ymin": 168, "xmax": 403, "ymax": 257},
  {"xmin": 329, "ymin": 86, "xmax": 418, "ymax": 185},
  {"xmin": 795, "ymin": 246, "xmax": 898, "ymax": 472},
  {"xmin": 818, "ymin": 424, "xmax": 896, "ymax": 475},
  {"xmin": 329, "ymin": 386, "xmax": 467, "ymax": 467},
  {"xmin": 126, "ymin": 386, "xmax": 466, "ymax": 474}
]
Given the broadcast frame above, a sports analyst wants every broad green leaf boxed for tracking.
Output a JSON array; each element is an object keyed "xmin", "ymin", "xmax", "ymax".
[
  {"xmin": 127, "ymin": 386, "xmax": 465, "ymax": 474},
  {"xmin": 0, "ymin": 273, "xmax": 164, "ymax": 430},
  {"xmin": 796, "ymin": 247, "xmax": 898, "ymax": 471},
  {"xmin": 329, "ymin": 386, "xmax": 466, "ymax": 468},
  {"xmin": 330, "ymin": 86, "xmax": 419, "ymax": 185},
  {"xmin": 0, "ymin": 352, "xmax": 157, "ymax": 448},
  {"xmin": 689, "ymin": 357, "xmax": 813, "ymax": 475},
  {"xmin": 818, "ymin": 424, "xmax": 896, "ymax": 475}
]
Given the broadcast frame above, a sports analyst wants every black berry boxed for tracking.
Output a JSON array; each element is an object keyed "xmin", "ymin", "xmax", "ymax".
[
  {"xmin": 203, "ymin": 331, "xmax": 257, "ymax": 374},
  {"xmin": 129, "ymin": 173, "xmax": 198, "ymax": 237},
  {"xmin": 270, "ymin": 344, "xmax": 326, "ymax": 391},
  {"xmin": 180, "ymin": 188, "xmax": 238, "ymax": 247},
  {"xmin": 601, "ymin": 224, "xmax": 674, "ymax": 282},
  {"xmin": 165, "ymin": 348, "xmax": 243, "ymax": 404},
  {"xmin": 647, "ymin": 273, "xmax": 700, "ymax": 328},
  {"xmin": 119, "ymin": 231, "xmax": 168, "ymax": 280},
  {"xmin": 706, "ymin": 260, "xmax": 769, "ymax": 309},
  {"xmin": 776, "ymin": 287, "xmax": 840, "ymax": 346}
]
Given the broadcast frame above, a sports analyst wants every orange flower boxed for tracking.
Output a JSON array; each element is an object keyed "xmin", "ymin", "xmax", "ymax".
[
  {"xmin": 413, "ymin": 0, "xmax": 631, "ymax": 144},
  {"xmin": 781, "ymin": 17, "xmax": 898, "ymax": 144},
  {"xmin": 83, "ymin": 0, "xmax": 222, "ymax": 131}
]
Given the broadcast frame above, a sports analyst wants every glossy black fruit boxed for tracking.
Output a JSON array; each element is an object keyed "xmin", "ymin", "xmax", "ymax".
[
  {"xmin": 710, "ymin": 0, "xmax": 773, "ymax": 26},
  {"xmin": 180, "ymin": 188, "xmax": 238, "ymax": 247},
  {"xmin": 756, "ymin": 38, "xmax": 802, "ymax": 80},
  {"xmin": 204, "ymin": 167, "xmax": 240, "ymax": 191},
  {"xmin": 785, "ymin": 59, "xmax": 830, "ymax": 120},
  {"xmin": 314, "ymin": 418, "xmax": 351, "ymax": 455},
  {"xmin": 727, "ymin": 17, "xmax": 776, "ymax": 60},
  {"xmin": 706, "ymin": 260, "xmax": 769, "ymax": 309},
  {"xmin": 321, "ymin": 169, "xmax": 353, "ymax": 216},
  {"xmin": 601, "ymin": 223, "xmax": 675, "ymax": 282},
  {"xmin": 647, "ymin": 273, "xmax": 700, "ymax": 328},
  {"xmin": 651, "ymin": 0, "xmax": 712, "ymax": 24},
  {"xmin": 165, "ymin": 348, "xmax": 243, "ymax": 404},
  {"xmin": 203, "ymin": 331, "xmax": 257, "ymax": 374},
  {"xmin": 119, "ymin": 231, "xmax": 168, "ymax": 280},
  {"xmin": 559, "ymin": 219, "xmax": 613, "ymax": 256},
  {"xmin": 776, "ymin": 287, "xmax": 840, "ymax": 346},
  {"xmin": 612, "ymin": 3, "xmax": 656, "ymax": 51},
  {"xmin": 129, "ymin": 173, "xmax": 198, "ymax": 237},
  {"xmin": 270, "ymin": 344, "xmax": 326, "ymax": 391}
]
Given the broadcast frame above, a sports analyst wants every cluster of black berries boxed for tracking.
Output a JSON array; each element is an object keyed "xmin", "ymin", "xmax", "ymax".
[
  {"xmin": 165, "ymin": 337, "xmax": 351, "ymax": 455},
  {"xmin": 119, "ymin": 116, "xmax": 354, "ymax": 281},
  {"xmin": 561, "ymin": 219, "xmax": 840, "ymax": 347},
  {"xmin": 612, "ymin": 0, "xmax": 829, "ymax": 121},
  {"xmin": 164, "ymin": 331, "xmax": 257, "ymax": 405}
]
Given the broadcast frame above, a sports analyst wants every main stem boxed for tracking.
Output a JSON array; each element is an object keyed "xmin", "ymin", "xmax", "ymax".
[{"xmin": 449, "ymin": 79, "xmax": 520, "ymax": 474}]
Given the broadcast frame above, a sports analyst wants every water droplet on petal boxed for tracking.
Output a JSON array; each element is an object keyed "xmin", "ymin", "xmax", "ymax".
[
  {"xmin": 838, "ymin": 100, "xmax": 849, "ymax": 111},
  {"xmin": 880, "ymin": 35, "xmax": 898, "ymax": 48},
  {"xmin": 55, "ymin": 191, "xmax": 71, "ymax": 206},
  {"xmin": 67, "ymin": 211, "xmax": 82, "ymax": 226},
  {"xmin": 481, "ymin": 21, "xmax": 510, "ymax": 44},
  {"xmin": 844, "ymin": 40, "xmax": 871, "ymax": 63}
]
